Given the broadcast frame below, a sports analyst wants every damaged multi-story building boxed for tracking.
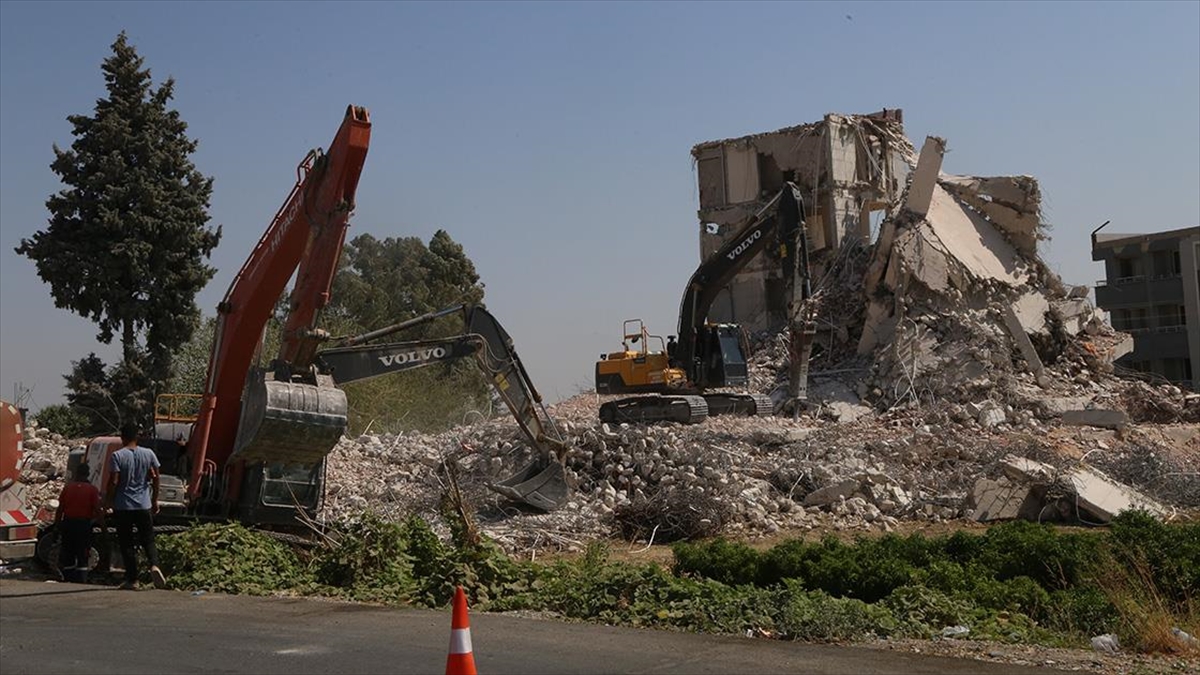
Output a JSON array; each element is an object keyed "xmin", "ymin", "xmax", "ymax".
[
  {"xmin": 692, "ymin": 110, "xmax": 1128, "ymax": 409},
  {"xmin": 1092, "ymin": 225, "xmax": 1200, "ymax": 390},
  {"xmin": 691, "ymin": 109, "xmax": 912, "ymax": 331}
]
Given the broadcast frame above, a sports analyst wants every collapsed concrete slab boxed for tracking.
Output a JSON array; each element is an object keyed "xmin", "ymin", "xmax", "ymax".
[
  {"xmin": 803, "ymin": 479, "xmax": 860, "ymax": 507},
  {"xmin": 969, "ymin": 476, "xmax": 1042, "ymax": 522},
  {"xmin": 1064, "ymin": 466, "xmax": 1168, "ymax": 522},
  {"xmin": 941, "ymin": 174, "xmax": 1044, "ymax": 259},
  {"xmin": 966, "ymin": 455, "xmax": 1168, "ymax": 525}
]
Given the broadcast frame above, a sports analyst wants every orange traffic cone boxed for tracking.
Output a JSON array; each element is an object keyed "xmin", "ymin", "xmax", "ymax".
[{"xmin": 446, "ymin": 586, "xmax": 477, "ymax": 675}]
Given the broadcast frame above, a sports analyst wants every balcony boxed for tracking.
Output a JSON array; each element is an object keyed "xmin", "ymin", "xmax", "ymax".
[
  {"xmin": 1129, "ymin": 328, "xmax": 1192, "ymax": 359},
  {"xmin": 1095, "ymin": 273, "xmax": 1185, "ymax": 308}
]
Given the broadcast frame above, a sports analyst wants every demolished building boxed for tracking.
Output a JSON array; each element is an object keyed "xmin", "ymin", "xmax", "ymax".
[{"xmin": 691, "ymin": 109, "xmax": 912, "ymax": 331}]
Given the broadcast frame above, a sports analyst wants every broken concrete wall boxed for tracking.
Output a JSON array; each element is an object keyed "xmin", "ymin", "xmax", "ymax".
[
  {"xmin": 694, "ymin": 109, "xmax": 913, "ymax": 330},
  {"xmin": 941, "ymin": 175, "xmax": 1045, "ymax": 259}
]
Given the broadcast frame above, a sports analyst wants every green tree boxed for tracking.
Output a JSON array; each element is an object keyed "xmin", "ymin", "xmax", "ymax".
[
  {"xmin": 63, "ymin": 352, "xmax": 120, "ymax": 433},
  {"xmin": 31, "ymin": 404, "xmax": 91, "ymax": 440},
  {"xmin": 329, "ymin": 230, "xmax": 485, "ymax": 336},
  {"xmin": 326, "ymin": 230, "xmax": 490, "ymax": 434},
  {"xmin": 15, "ymin": 32, "xmax": 221, "ymax": 423},
  {"xmin": 168, "ymin": 315, "xmax": 215, "ymax": 395}
]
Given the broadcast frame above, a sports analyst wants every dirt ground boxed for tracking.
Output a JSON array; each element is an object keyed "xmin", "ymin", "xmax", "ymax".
[{"xmin": 861, "ymin": 637, "xmax": 1199, "ymax": 675}]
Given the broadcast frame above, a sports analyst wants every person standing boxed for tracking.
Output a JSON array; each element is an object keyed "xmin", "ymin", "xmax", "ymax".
[
  {"xmin": 53, "ymin": 462, "xmax": 103, "ymax": 583},
  {"xmin": 105, "ymin": 424, "xmax": 167, "ymax": 590}
]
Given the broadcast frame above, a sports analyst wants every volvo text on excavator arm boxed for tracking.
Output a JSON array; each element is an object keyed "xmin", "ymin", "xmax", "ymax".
[
  {"xmin": 595, "ymin": 183, "xmax": 808, "ymax": 425},
  {"xmin": 316, "ymin": 304, "xmax": 571, "ymax": 511}
]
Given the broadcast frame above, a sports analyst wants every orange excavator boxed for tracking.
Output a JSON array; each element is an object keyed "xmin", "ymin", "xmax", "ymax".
[
  {"xmin": 38, "ymin": 106, "xmax": 569, "ymax": 570},
  {"xmin": 1, "ymin": 400, "xmax": 40, "ymax": 562}
]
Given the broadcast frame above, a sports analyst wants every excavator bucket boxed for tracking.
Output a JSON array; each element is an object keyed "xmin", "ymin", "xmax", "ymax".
[
  {"xmin": 230, "ymin": 373, "xmax": 348, "ymax": 465},
  {"xmin": 462, "ymin": 306, "xmax": 573, "ymax": 511},
  {"xmin": 489, "ymin": 456, "xmax": 569, "ymax": 512}
]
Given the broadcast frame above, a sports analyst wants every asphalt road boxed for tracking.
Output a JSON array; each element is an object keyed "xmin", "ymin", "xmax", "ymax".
[{"xmin": 0, "ymin": 580, "xmax": 1055, "ymax": 674}]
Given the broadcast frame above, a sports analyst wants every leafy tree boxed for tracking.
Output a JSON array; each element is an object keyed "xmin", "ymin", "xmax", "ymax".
[
  {"xmin": 31, "ymin": 404, "xmax": 92, "ymax": 439},
  {"xmin": 168, "ymin": 315, "xmax": 215, "ymax": 395},
  {"xmin": 15, "ymin": 32, "xmax": 221, "ymax": 422},
  {"xmin": 63, "ymin": 352, "xmax": 120, "ymax": 432},
  {"xmin": 326, "ymin": 230, "xmax": 490, "ymax": 434},
  {"xmin": 329, "ymin": 230, "xmax": 484, "ymax": 336}
]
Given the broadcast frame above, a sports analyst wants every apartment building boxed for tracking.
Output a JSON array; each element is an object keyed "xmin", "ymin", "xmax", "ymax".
[{"xmin": 1092, "ymin": 225, "xmax": 1200, "ymax": 390}]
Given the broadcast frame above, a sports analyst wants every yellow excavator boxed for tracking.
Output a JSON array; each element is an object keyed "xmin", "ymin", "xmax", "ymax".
[{"xmin": 594, "ymin": 183, "xmax": 809, "ymax": 425}]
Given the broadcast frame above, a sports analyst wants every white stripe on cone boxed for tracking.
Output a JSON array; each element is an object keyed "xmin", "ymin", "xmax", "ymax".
[{"xmin": 449, "ymin": 628, "xmax": 473, "ymax": 655}]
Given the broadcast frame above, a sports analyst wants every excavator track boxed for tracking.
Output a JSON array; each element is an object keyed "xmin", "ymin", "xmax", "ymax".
[
  {"xmin": 599, "ymin": 395, "xmax": 709, "ymax": 425},
  {"xmin": 749, "ymin": 393, "xmax": 775, "ymax": 416},
  {"xmin": 701, "ymin": 392, "xmax": 776, "ymax": 417}
]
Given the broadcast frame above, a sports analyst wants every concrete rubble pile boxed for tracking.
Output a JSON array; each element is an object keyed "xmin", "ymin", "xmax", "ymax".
[{"xmin": 14, "ymin": 421, "xmax": 72, "ymax": 512}]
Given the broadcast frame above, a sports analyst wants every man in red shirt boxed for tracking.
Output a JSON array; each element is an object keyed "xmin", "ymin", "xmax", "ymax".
[{"xmin": 54, "ymin": 462, "xmax": 103, "ymax": 583}]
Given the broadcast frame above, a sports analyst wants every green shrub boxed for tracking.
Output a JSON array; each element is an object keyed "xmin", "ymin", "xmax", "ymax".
[
  {"xmin": 311, "ymin": 512, "xmax": 416, "ymax": 603},
  {"xmin": 969, "ymin": 575, "xmax": 1052, "ymax": 617},
  {"xmin": 31, "ymin": 404, "xmax": 92, "ymax": 439},
  {"xmin": 672, "ymin": 538, "xmax": 761, "ymax": 586},
  {"xmin": 974, "ymin": 521, "xmax": 1101, "ymax": 589},
  {"xmin": 759, "ymin": 535, "xmax": 922, "ymax": 603},
  {"xmin": 883, "ymin": 585, "xmax": 972, "ymax": 636},
  {"xmin": 158, "ymin": 523, "xmax": 310, "ymax": 595},
  {"xmin": 1046, "ymin": 587, "xmax": 1117, "ymax": 636},
  {"xmin": 1108, "ymin": 510, "xmax": 1200, "ymax": 607},
  {"xmin": 911, "ymin": 560, "xmax": 974, "ymax": 594},
  {"xmin": 775, "ymin": 581, "xmax": 899, "ymax": 641}
]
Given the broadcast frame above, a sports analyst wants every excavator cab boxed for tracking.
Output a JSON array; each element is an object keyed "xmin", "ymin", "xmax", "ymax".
[
  {"xmin": 697, "ymin": 323, "xmax": 750, "ymax": 389},
  {"xmin": 595, "ymin": 319, "xmax": 689, "ymax": 394}
]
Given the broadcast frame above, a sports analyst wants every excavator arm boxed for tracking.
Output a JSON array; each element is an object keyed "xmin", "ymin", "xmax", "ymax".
[
  {"xmin": 316, "ymin": 305, "xmax": 570, "ymax": 511},
  {"xmin": 594, "ymin": 183, "xmax": 807, "ymax": 426},
  {"xmin": 185, "ymin": 105, "xmax": 370, "ymax": 503},
  {"xmin": 675, "ymin": 183, "xmax": 806, "ymax": 387}
]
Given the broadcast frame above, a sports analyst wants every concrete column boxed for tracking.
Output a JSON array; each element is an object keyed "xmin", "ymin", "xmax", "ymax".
[
  {"xmin": 905, "ymin": 137, "xmax": 946, "ymax": 217},
  {"xmin": 1181, "ymin": 234, "xmax": 1200, "ymax": 390}
]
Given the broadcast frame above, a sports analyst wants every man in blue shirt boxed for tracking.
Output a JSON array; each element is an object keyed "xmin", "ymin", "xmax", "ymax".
[{"xmin": 105, "ymin": 424, "xmax": 167, "ymax": 590}]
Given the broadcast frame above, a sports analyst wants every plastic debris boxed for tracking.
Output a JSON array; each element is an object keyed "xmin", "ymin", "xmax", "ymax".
[
  {"xmin": 941, "ymin": 625, "xmax": 970, "ymax": 638},
  {"xmin": 1090, "ymin": 633, "xmax": 1120, "ymax": 654}
]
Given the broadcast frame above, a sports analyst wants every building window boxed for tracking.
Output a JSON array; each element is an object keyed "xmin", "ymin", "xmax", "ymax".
[
  {"xmin": 1116, "ymin": 256, "xmax": 1139, "ymax": 279},
  {"xmin": 1155, "ymin": 304, "xmax": 1186, "ymax": 328},
  {"xmin": 1113, "ymin": 307, "xmax": 1148, "ymax": 332}
]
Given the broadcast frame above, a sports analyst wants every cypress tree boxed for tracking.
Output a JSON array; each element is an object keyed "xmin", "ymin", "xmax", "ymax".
[{"xmin": 16, "ymin": 32, "xmax": 221, "ymax": 424}]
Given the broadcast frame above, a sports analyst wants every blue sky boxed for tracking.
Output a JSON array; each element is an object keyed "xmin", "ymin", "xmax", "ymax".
[{"xmin": 1, "ymin": 1, "xmax": 1198, "ymax": 411}]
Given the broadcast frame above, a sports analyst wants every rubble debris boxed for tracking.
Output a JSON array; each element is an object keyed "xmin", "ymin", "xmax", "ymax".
[
  {"xmin": 1062, "ymin": 409, "xmax": 1130, "ymax": 430},
  {"xmin": 968, "ymin": 477, "xmax": 1040, "ymax": 523},
  {"xmin": 971, "ymin": 454, "xmax": 1168, "ymax": 525},
  {"xmin": 1091, "ymin": 634, "xmax": 1121, "ymax": 655}
]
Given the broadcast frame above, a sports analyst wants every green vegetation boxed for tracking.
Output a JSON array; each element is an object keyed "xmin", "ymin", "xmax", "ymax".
[
  {"xmin": 165, "ymin": 230, "xmax": 491, "ymax": 436},
  {"xmin": 30, "ymin": 404, "xmax": 92, "ymax": 439},
  {"xmin": 16, "ymin": 32, "xmax": 220, "ymax": 426},
  {"xmin": 154, "ymin": 512, "xmax": 1199, "ymax": 655}
]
